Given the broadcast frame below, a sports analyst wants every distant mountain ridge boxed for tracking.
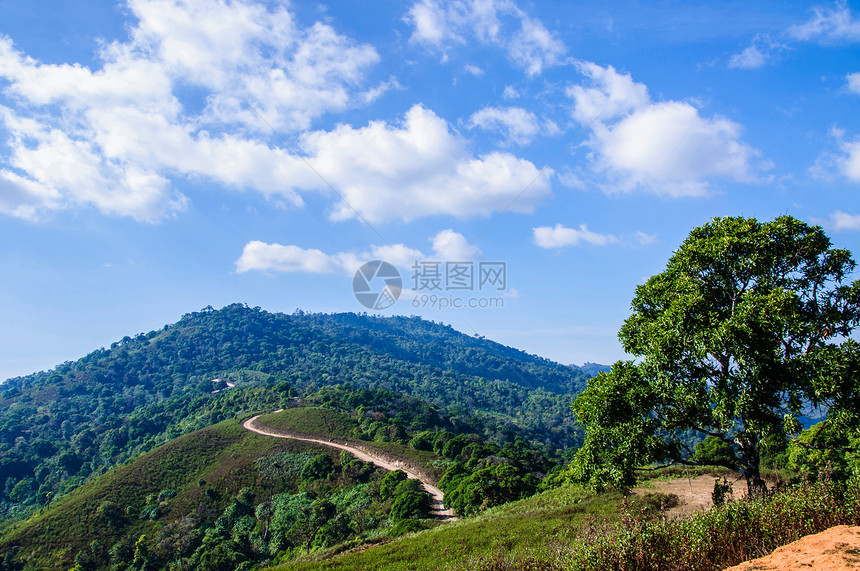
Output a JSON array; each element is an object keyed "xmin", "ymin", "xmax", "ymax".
[{"xmin": 0, "ymin": 304, "xmax": 600, "ymax": 522}]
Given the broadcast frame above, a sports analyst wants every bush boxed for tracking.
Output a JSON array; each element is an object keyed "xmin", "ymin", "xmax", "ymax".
[
  {"xmin": 301, "ymin": 454, "xmax": 334, "ymax": 481},
  {"xmin": 390, "ymin": 486, "xmax": 431, "ymax": 522},
  {"xmin": 388, "ymin": 518, "xmax": 428, "ymax": 537},
  {"xmin": 379, "ymin": 470, "xmax": 409, "ymax": 499},
  {"xmin": 694, "ymin": 436, "xmax": 736, "ymax": 467}
]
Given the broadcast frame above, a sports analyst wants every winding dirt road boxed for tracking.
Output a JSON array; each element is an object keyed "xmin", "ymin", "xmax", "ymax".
[{"xmin": 243, "ymin": 413, "xmax": 455, "ymax": 519}]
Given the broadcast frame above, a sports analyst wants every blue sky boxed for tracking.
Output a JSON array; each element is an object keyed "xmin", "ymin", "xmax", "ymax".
[{"xmin": 1, "ymin": 0, "xmax": 859, "ymax": 381}]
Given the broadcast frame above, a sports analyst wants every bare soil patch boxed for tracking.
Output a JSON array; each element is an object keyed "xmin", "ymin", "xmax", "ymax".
[
  {"xmin": 631, "ymin": 473, "xmax": 745, "ymax": 516},
  {"xmin": 723, "ymin": 525, "xmax": 860, "ymax": 571}
]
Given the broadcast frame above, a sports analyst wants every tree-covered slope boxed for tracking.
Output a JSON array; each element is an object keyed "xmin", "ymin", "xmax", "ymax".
[
  {"xmin": 0, "ymin": 418, "xmax": 416, "ymax": 570},
  {"xmin": 0, "ymin": 397, "xmax": 557, "ymax": 571},
  {"xmin": 0, "ymin": 304, "xmax": 592, "ymax": 522}
]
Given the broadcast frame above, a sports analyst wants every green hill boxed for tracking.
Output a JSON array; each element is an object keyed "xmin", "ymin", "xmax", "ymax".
[{"xmin": 0, "ymin": 304, "xmax": 592, "ymax": 522}]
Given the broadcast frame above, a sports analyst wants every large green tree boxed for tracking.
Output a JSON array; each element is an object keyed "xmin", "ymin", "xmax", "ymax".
[{"xmin": 571, "ymin": 216, "xmax": 860, "ymax": 495}]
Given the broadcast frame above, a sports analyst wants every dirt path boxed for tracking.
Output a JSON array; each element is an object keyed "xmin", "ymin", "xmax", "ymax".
[
  {"xmin": 631, "ymin": 473, "xmax": 746, "ymax": 517},
  {"xmin": 243, "ymin": 413, "xmax": 456, "ymax": 520}
]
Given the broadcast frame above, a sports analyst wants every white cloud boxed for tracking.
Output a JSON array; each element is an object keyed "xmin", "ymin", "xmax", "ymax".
[
  {"xmin": 567, "ymin": 62, "xmax": 650, "ymax": 124},
  {"xmin": 788, "ymin": 1, "xmax": 860, "ymax": 43},
  {"xmin": 464, "ymin": 64, "xmax": 484, "ymax": 76},
  {"xmin": 567, "ymin": 62, "xmax": 762, "ymax": 196},
  {"xmin": 825, "ymin": 210, "xmax": 860, "ymax": 231},
  {"xmin": 847, "ymin": 72, "xmax": 860, "ymax": 95},
  {"xmin": 508, "ymin": 13, "xmax": 566, "ymax": 76},
  {"xmin": 1, "ymin": 2, "xmax": 553, "ymax": 226},
  {"xmin": 406, "ymin": 0, "xmax": 464, "ymax": 49},
  {"xmin": 729, "ymin": 45, "xmax": 767, "ymax": 69},
  {"xmin": 728, "ymin": 35, "xmax": 788, "ymax": 69},
  {"xmin": 503, "ymin": 85, "xmax": 520, "ymax": 99},
  {"xmin": 301, "ymin": 104, "xmax": 551, "ymax": 223},
  {"xmin": 468, "ymin": 106, "xmax": 541, "ymax": 145},
  {"xmin": 430, "ymin": 229, "xmax": 481, "ymax": 260},
  {"xmin": 236, "ymin": 242, "xmax": 351, "ymax": 274},
  {"xmin": 815, "ymin": 128, "xmax": 860, "ymax": 181},
  {"xmin": 405, "ymin": 0, "xmax": 565, "ymax": 76},
  {"xmin": 532, "ymin": 224, "xmax": 617, "ymax": 248},
  {"xmin": 635, "ymin": 231, "xmax": 658, "ymax": 245},
  {"xmin": 838, "ymin": 138, "xmax": 860, "ymax": 180},
  {"xmin": 235, "ymin": 229, "xmax": 479, "ymax": 274},
  {"xmin": 370, "ymin": 243, "xmax": 426, "ymax": 269},
  {"xmin": 0, "ymin": 0, "xmax": 382, "ymax": 222}
]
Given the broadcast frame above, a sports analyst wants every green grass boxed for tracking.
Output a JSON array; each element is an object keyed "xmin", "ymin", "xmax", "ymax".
[
  {"xmin": 255, "ymin": 408, "xmax": 445, "ymax": 480},
  {"xmin": 258, "ymin": 407, "xmax": 359, "ymax": 439},
  {"xmin": 278, "ymin": 476, "xmax": 860, "ymax": 571},
  {"xmin": 0, "ymin": 419, "xmax": 338, "ymax": 570},
  {"xmin": 277, "ymin": 485, "xmax": 625, "ymax": 571}
]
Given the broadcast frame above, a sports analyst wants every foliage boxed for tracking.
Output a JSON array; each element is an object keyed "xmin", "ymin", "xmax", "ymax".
[
  {"xmin": 279, "ymin": 484, "xmax": 623, "ymax": 571},
  {"xmin": 0, "ymin": 415, "xmax": 442, "ymax": 571},
  {"xmin": 694, "ymin": 436, "xmax": 737, "ymax": 468},
  {"xmin": 0, "ymin": 304, "xmax": 593, "ymax": 520},
  {"xmin": 437, "ymin": 434, "xmax": 552, "ymax": 516},
  {"xmin": 560, "ymin": 478, "xmax": 860, "ymax": 571},
  {"xmin": 787, "ymin": 420, "xmax": 860, "ymax": 481},
  {"xmin": 570, "ymin": 216, "xmax": 860, "ymax": 493}
]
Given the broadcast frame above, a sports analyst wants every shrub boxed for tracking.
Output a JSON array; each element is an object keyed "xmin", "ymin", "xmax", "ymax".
[{"xmin": 565, "ymin": 477, "xmax": 860, "ymax": 571}]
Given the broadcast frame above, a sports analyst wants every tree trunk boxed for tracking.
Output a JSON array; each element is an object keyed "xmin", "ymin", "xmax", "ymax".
[{"xmin": 739, "ymin": 436, "xmax": 767, "ymax": 497}]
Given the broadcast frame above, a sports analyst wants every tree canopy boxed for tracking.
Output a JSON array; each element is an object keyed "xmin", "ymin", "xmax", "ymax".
[{"xmin": 570, "ymin": 215, "xmax": 860, "ymax": 494}]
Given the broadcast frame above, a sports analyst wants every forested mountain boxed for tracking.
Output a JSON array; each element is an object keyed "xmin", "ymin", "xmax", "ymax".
[{"xmin": 0, "ymin": 304, "xmax": 593, "ymax": 522}]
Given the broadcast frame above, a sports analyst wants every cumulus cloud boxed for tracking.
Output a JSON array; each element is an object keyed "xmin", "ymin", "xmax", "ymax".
[
  {"xmin": 235, "ymin": 242, "xmax": 355, "ymax": 274},
  {"xmin": 302, "ymin": 105, "xmax": 551, "ymax": 223},
  {"xmin": 0, "ymin": 1, "xmax": 550, "ymax": 225},
  {"xmin": 824, "ymin": 210, "xmax": 860, "ymax": 232},
  {"xmin": 405, "ymin": 0, "xmax": 565, "ymax": 75},
  {"xmin": 532, "ymin": 224, "xmax": 617, "ymax": 248},
  {"xmin": 0, "ymin": 0, "xmax": 381, "ymax": 222},
  {"xmin": 788, "ymin": 1, "xmax": 860, "ymax": 43},
  {"xmin": 567, "ymin": 62, "xmax": 649, "ymax": 124},
  {"xmin": 430, "ymin": 229, "xmax": 482, "ymax": 260},
  {"xmin": 567, "ymin": 62, "xmax": 763, "ymax": 196},
  {"xmin": 235, "ymin": 229, "xmax": 480, "ymax": 274}
]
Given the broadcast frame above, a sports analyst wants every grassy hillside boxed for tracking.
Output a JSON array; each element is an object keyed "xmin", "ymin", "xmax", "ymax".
[
  {"xmin": 279, "ymin": 485, "xmax": 625, "ymax": 571},
  {"xmin": 259, "ymin": 408, "xmax": 359, "ymax": 440},
  {"xmin": 275, "ymin": 474, "xmax": 860, "ymax": 571},
  {"xmin": 256, "ymin": 408, "xmax": 445, "ymax": 482}
]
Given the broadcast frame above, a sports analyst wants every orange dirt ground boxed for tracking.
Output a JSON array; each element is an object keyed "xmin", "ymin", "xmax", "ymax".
[{"xmin": 723, "ymin": 525, "xmax": 860, "ymax": 571}]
